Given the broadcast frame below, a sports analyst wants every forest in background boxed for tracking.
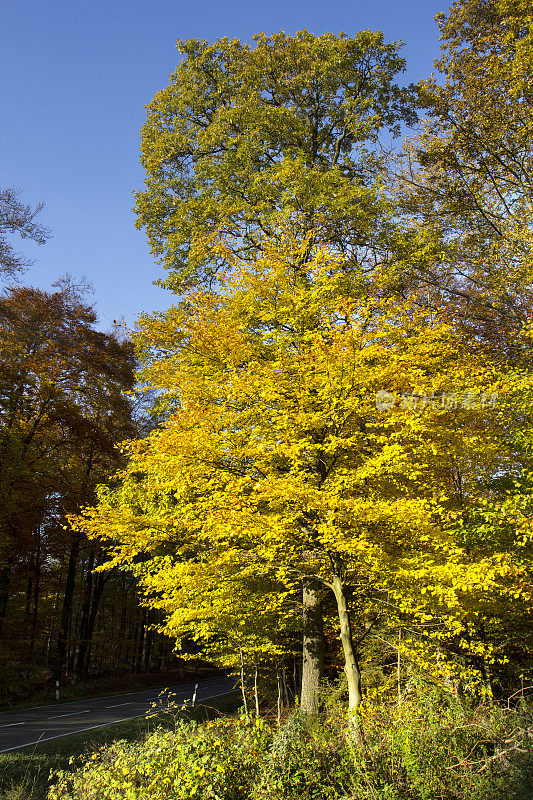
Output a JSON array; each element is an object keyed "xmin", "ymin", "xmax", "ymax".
[{"xmin": 0, "ymin": 197, "xmax": 189, "ymax": 707}]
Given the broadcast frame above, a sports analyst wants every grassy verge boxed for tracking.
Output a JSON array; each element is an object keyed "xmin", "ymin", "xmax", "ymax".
[{"xmin": 0, "ymin": 691, "xmax": 241, "ymax": 800}]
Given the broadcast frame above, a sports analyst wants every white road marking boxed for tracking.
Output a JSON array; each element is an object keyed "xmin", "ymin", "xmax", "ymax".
[
  {"xmin": 0, "ymin": 680, "xmax": 227, "ymax": 717},
  {"xmin": 46, "ymin": 710, "xmax": 91, "ymax": 720},
  {"xmin": 0, "ymin": 717, "xmax": 151, "ymax": 754},
  {"xmin": 105, "ymin": 702, "xmax": 135, "ymax": 708},
  {"xmin": 0, "ymin": 687, "xmax": 238, "ymax": 753},
  {"xmin": 0, "ymin": 722, "xmax": 26, "ymax": 728}
]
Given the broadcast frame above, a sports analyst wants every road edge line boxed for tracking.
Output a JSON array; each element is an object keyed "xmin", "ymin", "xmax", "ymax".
[{"xmin": 0, "ymin": 688, "xmax": 239, "ymax": 754}]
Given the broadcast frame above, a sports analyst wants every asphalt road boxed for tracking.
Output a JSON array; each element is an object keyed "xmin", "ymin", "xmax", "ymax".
[{"xmin": 0, "ymin": 676, "xmax": 237, "ymax": 753}]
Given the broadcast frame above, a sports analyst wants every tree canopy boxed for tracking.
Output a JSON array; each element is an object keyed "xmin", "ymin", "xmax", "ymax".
[
  {"xmin": 135, "ymin": 30, "xmax": 417, "ymax": 293},
  {"xmin": 73, "ymin": 4, "xmax": 533, "ymax": 718}
]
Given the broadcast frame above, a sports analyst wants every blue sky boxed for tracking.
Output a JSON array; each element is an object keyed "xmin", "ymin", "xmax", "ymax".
[{"xmin": 1, "ymin": 0, "xmax": 445, "ymax": 331}]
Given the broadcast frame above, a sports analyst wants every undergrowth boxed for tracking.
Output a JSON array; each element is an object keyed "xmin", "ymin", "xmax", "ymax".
[
  {"xmin": 0, "ymin": 692, "xmax": 240, "ymax": 800},
  {"xmin": 45, "ymin": 683, "xmax": 533, "ymax": 800}
]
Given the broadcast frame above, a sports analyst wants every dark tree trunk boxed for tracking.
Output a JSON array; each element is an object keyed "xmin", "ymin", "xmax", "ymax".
[
  {"xmin": 72, "ymin": 549, "xmax": 94, "ymax": 680},
  {"xmin": 74, "ymin": 557, "xmax": 107, "ymax": 681},
  {"xmin": 130, "ymin": 622, "xmax": 139, "ymax": 674},
  {"xmin": 25, "ymin": 576, "xmax": 32, "ymax": 619},
  {"xmin": 28, "ymin": 559, "xmax": 40, "ymax": 656},
  {"xmin": 141, "ymin": 610, "xmax": 152, "ymax": 673},
  {"xmin": 56, "ymin": 533, "xmax": 80, "ymax": 680},
  {"xmin": 136, "ymin": 610, "xmax": 147, "ymax": 674},
  {"xmin": 82, "ymin": 573, "xmax": 106, "ymax": 678},
  {"xmin": 27, "ymin": 525, "xmax": 41, "ymax": 656},
  {"xmin": 113, "ymin": 589, "xmax": 128, "ymax": 672},
  {"xmin": 0, "ymin": 549, "xmax": 15, "ymax": 635},
  {"xmin": 300, "ymin": 577, "xmax": 324, "ymax": 715}
]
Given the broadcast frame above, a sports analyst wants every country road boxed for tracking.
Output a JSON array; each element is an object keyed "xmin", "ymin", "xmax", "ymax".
[{"xmin": 0, "ymin": 676, "xmax": 237, "ymax": 753}]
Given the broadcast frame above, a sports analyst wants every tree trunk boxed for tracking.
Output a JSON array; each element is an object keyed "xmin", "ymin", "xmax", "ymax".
[
  {"xmin": 136, "ymin": 610, "xmax": 147, "ymax": 673},
  {"xmin": 25, "ymin": 575, "xmax": 33, "ymax": 619},
  {"xmin": 56, "ymin": 533, "xmax": 80, "ymax": 680},
  {"xmin": 75, "ymin": 568, "xmax": 106, "ymax": 681},
  {"xmin": 281, "ymin": 663, "xmax": 290, "ymax": 706},
  {"xmin": 28, "ymin": 559, "xmax": 40, "ymax": 656},
  {"xmin": 130, "ymin": 622, "xmax": 139, "ymax": 673},
  {"xmin": 0, "ymin": 547, "xmax": 15, "ymax": 635},
  {"xmin": 253, "ymin": 662, "xmax": 260, "ymax": 717},
  {"xmin": 113, "ymin": 589, "xmax": 128, "ymax": 672},
  {"xmin": 140, "ymin": 608, "xmax": 152, "ymax": 673},
  {"xmin": 239, "ymin": 646, "xmax": 249, "ymax": 715},
  {"xmin": 72, "ymin": 550, "xmax": 95, "ymax": 680},
  {"xmin": 300, "ymin": 577, "xmax": 324, "ymax": 714},
  {"xmin": 277, "ymin": 669, "xmax": 282, "ymax": 726},
  {"xmin": 331, "ymin": 574, "xmax": 362, "ymax": 712}
]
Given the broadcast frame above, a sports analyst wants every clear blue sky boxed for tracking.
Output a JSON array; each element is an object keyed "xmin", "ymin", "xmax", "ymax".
[{"xmin": 1, "ymin": 0, "xmax": 445, "ymax": 331}]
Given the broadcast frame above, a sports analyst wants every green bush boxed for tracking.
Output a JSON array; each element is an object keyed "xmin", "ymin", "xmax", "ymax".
[
  {"xmin": 352, "ymin": 686, "xmax": 533, "ymax": 800},
  {"xmin": 48, "ymin": 687, "xmax": 533, "ymax": 800},
  {"xmin": 251, "ymin": 710, "xmax": 354, "ymax": 800},
  {"xmin": 48, "ymin": 715, "xmax": 271, "ymax": 800}
]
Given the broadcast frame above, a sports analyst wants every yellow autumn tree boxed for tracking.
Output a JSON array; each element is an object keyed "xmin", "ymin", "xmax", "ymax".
[
  {"xmin": 77, "ymin": 20, "xmax": 533, "ymax": 719},
  {"xmin": 132, "ymin": 30, "xmax": 420, "ymax": 713},
  {"xmin": 75, "ymin": 238, "xmax": 533, "ymax": 713}
]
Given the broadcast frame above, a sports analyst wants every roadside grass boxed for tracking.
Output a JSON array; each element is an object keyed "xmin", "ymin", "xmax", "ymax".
[{"xmin": 0, "ymin": 691, "xmax": 241, "ymax": 800}]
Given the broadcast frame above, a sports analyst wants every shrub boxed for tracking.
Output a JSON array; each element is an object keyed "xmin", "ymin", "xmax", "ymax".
[
  {"xmin": 48, "ymin": 686, "xmax": 533, "ymax": 800},
  {"xmin": 251, "ymin": 685, "xmax": 533, "ymax": 800},
  {"xmin": 350, "ymin": 685, "xmax": 533, "ymax": 800},
  {"xmin": 251, "ymin": 710, "xmax": 354, "ymax": 800},
  {"xmin": 48, "ymin": 715, "xmax": 271, "ymax": 800}
]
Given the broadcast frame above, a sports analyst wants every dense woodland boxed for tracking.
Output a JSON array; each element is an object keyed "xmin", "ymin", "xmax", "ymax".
[
  {"xmin": 5, "ymin": 0, "xmax": 533, "ymax": 797},
  {"xmin": 0, "ymin": 195, "xmax": 181, "ymax": 704}
]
